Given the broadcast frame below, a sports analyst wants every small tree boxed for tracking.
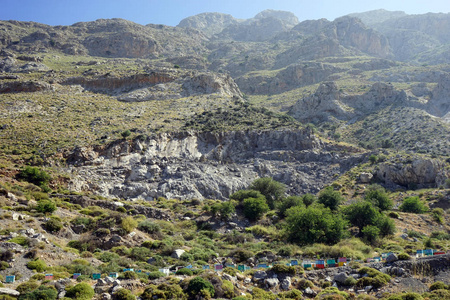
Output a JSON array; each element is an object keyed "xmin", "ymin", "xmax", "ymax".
[
  {"xmin": 121, "ymin": 130, "xmax": 131, "ymax": 139},
  {"xmin": 18, "ymin": 166, "xmax": 51, "ymax": 187},
  {"xmin": 364, "ymin": 186, "xmax": 393, "ymax": 211},
  {"xmin": 243, "ymin": 197, "xmax": 269, "ymax": 221},
  {"xmin": 249, "ymin": 177, "xmax": 286, "ymax": 209},
  {"xmin": 399, "ymin": 196, "xmax": 428, "ymax": 213},
  {"xmin": 302, "ymin": 193, "xmax": 316, "ymax": 207},
  {"xmin": 277, "ymin": 196, "xmax": 303, "ymax": 218},
  {"xmin": 318, "ymin": 187, "xmax": 344, "ymax": 210}
]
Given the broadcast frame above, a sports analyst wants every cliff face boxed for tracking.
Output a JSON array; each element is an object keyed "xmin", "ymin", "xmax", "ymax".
[
  {"xmin": 289, "ymin": 81, "xmax": 407, "ymax": 123},
  {"xmin": 62, "ymin": 70, "xmax": 243, "ymax": 101},
  {"xmin": 65, "ymin": 129, "xmax": 365, "ymax": 201}
]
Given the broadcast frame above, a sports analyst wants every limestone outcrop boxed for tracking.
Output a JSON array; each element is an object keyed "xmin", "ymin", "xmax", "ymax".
[
  {"xmin": 65, "ymin": 129, "xmax": 365, "ymax": 201},
  {"xmin": 289, "ymin": 81, "xmax": 407, "ymax": 123}
]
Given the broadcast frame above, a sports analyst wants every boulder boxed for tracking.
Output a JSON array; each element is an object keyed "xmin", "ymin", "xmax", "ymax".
[
  {"xmin": 333, "ymin": 272, "xmax": 349, "ymax": 284},
  {"xmin": 359, "ymin": 172, "xmax": 373, "ymax": 183},
  {"xmin": 0, "ymin": 288, "xmax": 20, "ymax": 297},
  {"xmin": 281, "ymin": 277, "xmax": 291, "ymax": 290},
  {"xmin": 171, "ymin": 249, "xmax": 185, "ymax": 259},
  {"xmin": 253, "ymin": 271, "xmax": 268, "ymax": 281},
  {"xmin": 265, "ymin": 278, "xmax": 279, "ymax": 288},
  {"xmin": 386, "ymin": 253, "xmax": 399, "ymax": 263}
]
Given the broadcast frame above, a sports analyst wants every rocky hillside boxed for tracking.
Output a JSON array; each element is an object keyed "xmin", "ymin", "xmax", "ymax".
[{"xmin": 0, "ymin": 8, "xmax": 450, "ymax": 299}]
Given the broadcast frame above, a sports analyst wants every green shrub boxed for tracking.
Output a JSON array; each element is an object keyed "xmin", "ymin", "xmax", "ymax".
[
  {"xmin": 388, "ymin": 211, "xmax": 399, "ymax": 218},
  {"xmin": 357, "ymin": 267, "xmax": 391, "ymax": 288},
  {"xmin": 386, "ymin": 292, "xmax": 423, "ymax": 300},
  {"xmin": 399, "ymin": 196, "xmax": 428, "ymax": 213},
  {"xmin": 431, "ymin": 208, "xmax": 444, "ymax": 224},
  {"xmin": 243, "ymin": 197, "xmax": 269, "ymax": 221},
  {"xmin": 249, "ymin": 177, "xmax": 286, "ymax": 209},
  {"xmin": 229, "ymin": 248, "xmax": 254, "ymax": 263},
  {"xmin": 424, "ymin": 289, "xmax": 450, "ymax": 300},
  {"xmin": 398, "ymin": 253, "xmax": 411, "ymax": 260},
  {"xmin": 30, "ymin": 274, "xmax": 45, "ymax": 281},
  {"xmin": 230, "ymin": 190, "xmax": 265, "ymax": 202},
  {"xmin": 121, "ymin": 216, "xmax": 138, "ymax": 233},
  {"xmin": 65, "ymin": 282, "xmax": 95, "ymax": 300},
  {"xmin": 211, "ymin": 201, "xmax": 236, "ymax": 220},
  {"xmin": 285, "ymin": 205, "xmax": 346, "ymax": 245},
  {"xmin": 277, "ymin": 289, "xmax": 303, "ymax": 299},
  {"xmin": 297, "ymin": 279, "xmax": 314, "ymax": 290},
  {"xmin": 361, "ymin": 225, "xmax": 380, "ymax": 244},
  {"xmin": 18, "ymin": 166, "xmax": 51, "ymax": 187},
  {"xmin": 251, "ymin": 287, "xmax": 276, "ymax": 300},
  {"xmin": 19, "ymin": 285, "xmax": 57, "ymax": 300},
  {"xmin": 43, "ymin": 218, "xmax": 63, "ymax": 233},
  {"xmin": 0, "ymin": 261, "xmax": 9, "ymax": 271},
  {"xmin": 26, "ymin": 259, "xmax": 47, "ymax": 272},
  {"xmin": 270, "ymin": 264, "xmax": 296, "ymax": 275},
  {"xmin": 140, "ymin": 284, "xmax": 186, "ymax": 300},
  {"xmin": 429, "ymin": 281, "xmax": 448, "ymax": 291},
  {"xmin": 137, "ymin": 220, "xmax": 161, "ymax": 235},
  {"xmin": 318, "ymin": 187, "xmax": 344, "ymax": 210},
  {"xmin": 120, "ymin": 271, "xmax": 138, "ymax": 280},
  {"xmin": 344, "ymin": 276, "xmax": 357, "ymax": 286},
  {"xmin": 16, "ymin": 280, "xmax": 40, "ymax": 294},
  {"xmin": 113, "ymin": 288, "xmax": 135, "ymax": 300},
  {"xmin": 175, "ymin": 268, "xmax": 193, "ymax": 276},
  {"xmin": 36, "ymin": 200, "xmax": 57, "ymax": 214},
  {"xmin": 8, "ymin": 236, "xmax": 30, "ymax": 247},
  {"xmin": 302, "ymin": 193, "xmax": 316, "ymax": 207},
  {"xmin": 121, "ymin": 130, "xmax": 131, "ymax": 139},
  {"xmin": 130, "ymin": 247, "xmax": 151, "ymax": 261},
  {"xmin": 186, "ymin": 277, "xmax": 215, "ymax": 298},
  {"xmin": 365, "ymin": 187, "xmax": 393, "ymax": 211},
  {"xmin": 147, "ymin": 271, "xmax": 165, "ymax": 280},
  {"xmin": 277, "ymin": 196, "xmax": 303, "ymax": 218}
]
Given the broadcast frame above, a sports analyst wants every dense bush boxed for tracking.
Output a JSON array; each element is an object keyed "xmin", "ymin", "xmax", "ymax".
[
  {"xmin": 229, "ymin": 190, "xmax": 265, "ymax": 202},
  {"xmin": 137, "ymin": 220, "xmax": 161, "ymax": 235},
  {"xmin": 26, "ymin": 259, "xmax": 47, "ymax": 272},
  {"xmin": 211, "ymin": 201, "xmax": 236, "ymax": 220},
  {"xmin": 277, "ymin": 196, "xmax": 303, "ymax": 218},
  {"xmin": 186, "ymin": 277, "xmax": 215, "ymax": 298},
  {"xmin": 113, "ymin": 288, "xmax": 135, "ymax": 300},
  {"xmin": 399, "ymin": 196, "xmax": 428, "ymax": 213},
  {"xmin": 16, "ymin": 281, "xmax": 39, "ymax": 294},
  {"xmin": 243, "ymin": 197, "xmax": 269, "ymax": 221},
  {"xmin": 66, "ymin": 282, "xmax": 95, "ymax": 300},
  {"xmin": 121, "ymin": 216, "xmax": 138, "ymax": 233},
  {"xmin": 18, "ymin": 285, "xmax": 57, "ymax": 300},
  {"xmin": 249, "ymin": 177, "xmax": 286, "ymax": 209},
  {"xmin": 302, "ymin": 193, "xmax": 316, "ymax": 207},
  {"xmin": 0, "ymin": 261, "xmax": 9, "ymax": 271},
  {"xmin": 147, "ymin": 271, "xmax": 166, "ymax": 280},
  {"xmin": 364, "ymin": 186, "xmax": 393, "ymax": 211},
  {"xmin": 285, "ymin": 205, "xmax": 346, "ymax": 245},
  {"xmin": 270, "ymin": 264, "xmax": 296, "ymax": 275},
  {"xmin": 357, "ymin": 267, "xmax": 391, "ymax": 288},
  {"xmin": 121, "ymin": 271, "xmax": 138, "ymax": 280},
  {"xmin": 130, "ymin": 247, "xmax": 151, "ymax": 261},
  {"xmin": 35, "ymin": 200, "xmax": 57, "ymax": 214},
  {"xmin": 140, "ymin": 284, "xmax": 186, "ymax": 300},
  {"xmin": 43, "ymin": 218, "xmax": 63, "ymax": 233},
  {"xmin": 175, "ymin": 268, "xmax": 193, "ymax": 276},
  {"xmin": 429, "ymin": 281, "xmax": 448, "ymax": 291},
  {"xmin": 398, "ymin": 253, "xmax": 411, "ymax": 260},
  {"xmin": 318, "ymin": 187, "xmax": 344, "ymax": 210},
  {"xmin": 18, "ymin": 166, "xmax": 51, "ymax": 187}
]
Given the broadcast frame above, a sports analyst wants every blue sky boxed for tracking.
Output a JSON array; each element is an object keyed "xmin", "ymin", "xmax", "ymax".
[{"xmin": 1, "ymin": 0, "xmax": 449, "ymax": 26}]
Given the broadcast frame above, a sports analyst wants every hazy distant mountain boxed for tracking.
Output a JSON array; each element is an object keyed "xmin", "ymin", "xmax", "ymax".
[{"xmin": 347, "ymin": 9, "xmax": 407, "ymax": 26}]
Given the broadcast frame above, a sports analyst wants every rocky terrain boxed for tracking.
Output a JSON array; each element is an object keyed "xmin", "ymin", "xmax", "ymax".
[{"xmin": 0, "ymin": 7, "xmax": 450, "ymax": 300}]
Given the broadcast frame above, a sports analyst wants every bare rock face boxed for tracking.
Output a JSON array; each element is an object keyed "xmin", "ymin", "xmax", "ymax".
[
  {"xmin": 177, "ymin": 12, "xmax": 239, "ymax": 37},
  {"xmin": 374, "ymin": 158, "xmax": 449, "ymax": 189},
  {"xmin": 428, "ymin": 74, "xmax": 450, "ymax": 118},
  {"xmin": 181, "ymin": 73, "xmax": 243, "ymax": 98},
  {"xmin": 289, "ymin": 81, "xmax": 407, "ymax": 123},
  {"xmin": 65, "ymin": 129, "xmax": 365, "ymax": 201},
  {"xmin": 0, "ymin": 80, "xmax": 52, "ymax": 93},
  {"xmin": 236, "ymin": 62, "xmax": 340, "ymax": 95}
]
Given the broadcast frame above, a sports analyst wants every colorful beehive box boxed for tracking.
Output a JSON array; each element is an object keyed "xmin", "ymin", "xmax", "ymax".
[
  {"xmin": 302, "ymin": 261, "xmax": 313, "ymax": 268},
  {"xmin": 123, "ymin": 268, "xmax": 134, "ymax": 272},
  {"xmin": 73, "ymin": 273, "xmax": 81, "ymax": 279},
  {"xmin": 424, "ymin": 249, "xmax": 434, "ymax": 256},
  {"xmin": 158, "ymin": 268, "xmax": 170, "ymax": 276},
  {"xmin": 434, "ymin": 251, "xmax": 445, "ymax": 255},
  {"xmin": 315, "ymin": 260, "xmax": 325, "ymax": 269},
  {"xmin": 290, "ymin": 260, "xmax": 299, "ymax": 266},
  {"xmin": 225, "ymin": 263, "xmax": 236, "ymax": 268},
  {"xmin": 186, "ymin": 265, "xmax": 193, "ymax": 269},
  {"xmin": 381, "ymin": 253, "xmax": 388, "ymax": 260},
  {"xmin": 203, "ymin": 265, "xmax": 210, "ymax": 270},
  {"xmin": 45, "ymin": 274, "xmax": 54, "ymax": 280},
  {"xmin": 256, "ymin": 263, "xmax": 269, "ymax": 269},
  {"xmin": 416, "ymin": 250, "xmax": 424, "ymax": 257},
  {"xmin": 214, "ymin": 264, "xmax": 223, "ymax": 271},
  {"xmin": 237, "ymin": 265, "xmax": 245, "ymax": 271},
  {"xmin": 109, "ymin": 272, "xmax": 118, "ymax": 278},
  {"xmin": 338, "ymin": 257, "xmax": 346, "ymax": 267},
  {"xmin": 327, "ymin": 259, "xmax": 336, "ymax": 267},
  {"xmin": 92, "ymin": 273, "xmax": 101, "ymax": 280},
  {"xmin": 373, "ymin": 257, "xmax": 381, "ymax": 262},
  {"xmin": 5, "ymin": 276, "xmax": 15, "ymax": 283}
]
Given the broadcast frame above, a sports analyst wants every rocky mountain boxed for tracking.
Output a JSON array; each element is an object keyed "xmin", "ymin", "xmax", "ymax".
[{"xmin": 177, "ymin": 12, "xmax": 240, "ymax": 37}]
